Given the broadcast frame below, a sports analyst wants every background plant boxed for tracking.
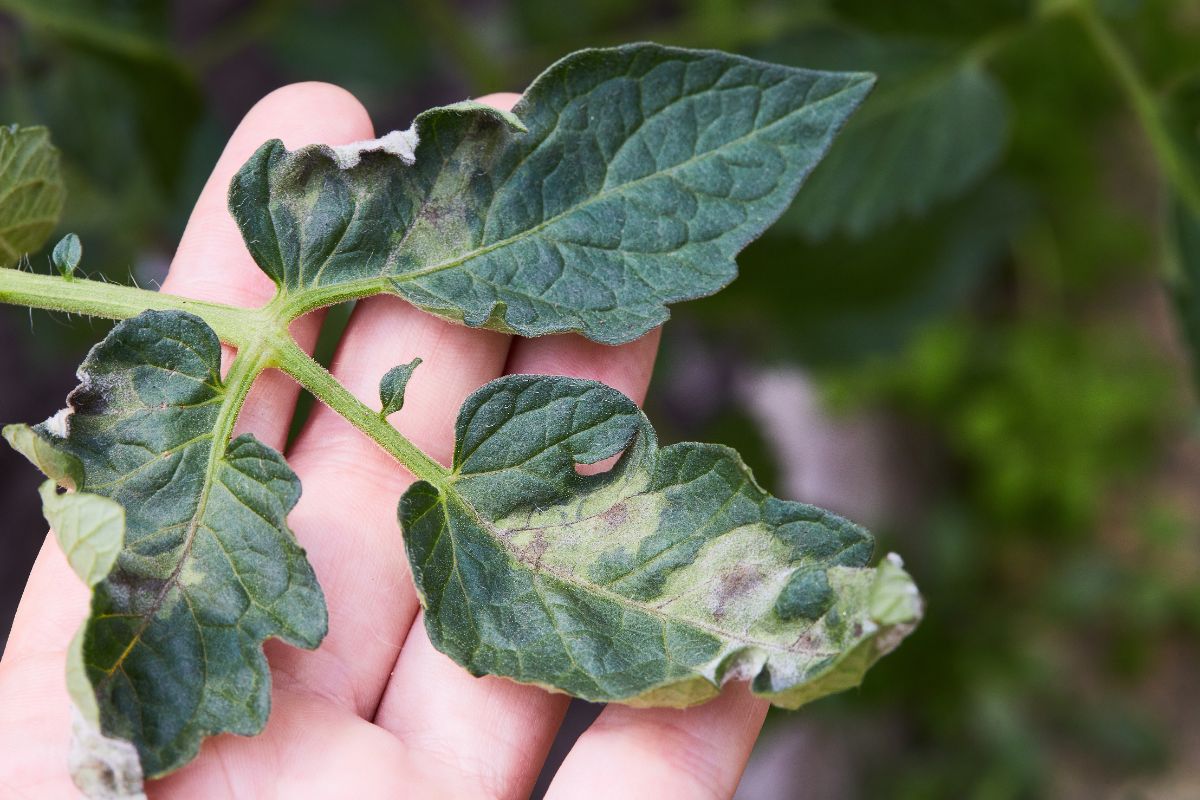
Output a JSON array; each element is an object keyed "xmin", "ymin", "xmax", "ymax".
[{"xmin": 1, "ymin": 1, "xmax": 1199, "ymax": 797}]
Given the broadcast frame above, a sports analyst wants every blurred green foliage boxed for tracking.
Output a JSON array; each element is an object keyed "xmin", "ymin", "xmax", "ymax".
[{"xmin": 2, "ymin": 0, "xmax": 1199, "ymax": 796}]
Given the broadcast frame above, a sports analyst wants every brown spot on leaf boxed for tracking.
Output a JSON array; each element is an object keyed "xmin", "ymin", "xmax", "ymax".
[
  {"xmin": 522, "ymin": 532, "xmax": 550, "ymax": 567},
  {"xmin": 601, "ymin": 503, "xmax": 629, "ymax": 527},
  {"xmin": 712, "ymin": 565, "xmax": 763, "ymax": 620}
]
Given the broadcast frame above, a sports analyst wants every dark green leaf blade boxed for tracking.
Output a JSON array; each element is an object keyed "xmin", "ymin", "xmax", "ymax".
[
  {"xmin": 401, "ymin": 375, "xmax": 921, "ymax": 707},
  {"xmin": 4, "ymin": 310, "xmax": 326, "ymax": 778},
  {"xmin": 771, "ymin": 27, "xmax": 1008, "ymax": 239},
  {"xmin": 0, "ymin": 125, "xmax": 66, "ymax": 267},
  {"xmin": 52, "ymin": 231, "xmax": 82, "ymax": 276},
  {"xmin": 379, "ymin": 357, "xmax": 422, "ymax": 417},
  {"xmin": 230, "ymin": 44, "xmax": 874, "ymax": 344}
]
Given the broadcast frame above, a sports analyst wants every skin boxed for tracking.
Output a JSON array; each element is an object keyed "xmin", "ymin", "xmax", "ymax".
[{"xmin": 0, "ymin": 83, "xmax": 769, "ymax": 799}]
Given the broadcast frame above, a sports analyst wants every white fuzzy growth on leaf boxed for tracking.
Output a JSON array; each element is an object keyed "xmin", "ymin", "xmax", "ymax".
[
  {"xmin": 331, "ymin": 128, "xmax": 419, "ymax": 169},
  {"xmin": 70, "ymin": 705, "xmax": 146, "ymax": 800},
  {"xmin": 45, "ymin": 406, "xmax": 71, "ymax": 438}
]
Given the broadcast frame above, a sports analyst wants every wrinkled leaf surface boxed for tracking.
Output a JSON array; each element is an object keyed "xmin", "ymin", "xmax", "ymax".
[
  {"xmin": 6, "ymin": 310, "xmax": 326, "ymax": 777},
  {"xmin": 402, "ymin": 375, "xmax": 921, "ymax": 707},
  {"xmin": 230, "ymin": 44, "xmax": 874, "ymax": 343}
]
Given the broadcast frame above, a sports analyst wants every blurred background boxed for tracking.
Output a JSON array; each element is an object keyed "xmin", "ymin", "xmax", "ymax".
[{"xmin": 2, "ymin": 0, "xmax": 1199, "ymax": 797}]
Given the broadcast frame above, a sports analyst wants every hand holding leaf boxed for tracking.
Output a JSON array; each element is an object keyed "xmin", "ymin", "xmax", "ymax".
[{"xmin": 0, "ymin": 46, "xmax": 920, "ymax": 799}]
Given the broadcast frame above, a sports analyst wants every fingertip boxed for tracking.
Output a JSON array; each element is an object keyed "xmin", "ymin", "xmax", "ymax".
[
  {"xmin": 237, "ymin": 81, "xmax": 375, "ymax": 151},
  {"xmin": 475, "ymin": 92, "xmax": 522, "ymax": 113},
  {"xmin": 165, "ymin": 81, "xmax": 375, "ymax": 306},
  {"xmin": 548, "ymin": 684, "xmax": 767, "ymax": 800},
  {"xmin": 505, "ymin": 327, "xmax": 661, "ymax": 406}
]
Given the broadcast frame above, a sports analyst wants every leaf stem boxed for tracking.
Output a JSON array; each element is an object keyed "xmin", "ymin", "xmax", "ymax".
[
  {"xmin": 1073, "ymin": 1, "xmax": 1200, "ymax": 216},
  {"xmin": 270, "ymin": 336, "xmax": 451, "ymax": 486},
  {"xmin": 0, "ymin": 268, "xmax": 452, "ymax": 485},
  {"xmin": 0, "ymin": 268, "xmax": 263, "ymax": 346}
]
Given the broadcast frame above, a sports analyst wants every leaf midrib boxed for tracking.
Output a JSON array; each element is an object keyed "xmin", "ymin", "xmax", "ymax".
[
  {"xmin": 96, "ymin": 342, "xmax": 271, "ymax": 683},
  {"xmin": 282, "ymin": 78, "xmax": 866, "ymax": 314},
  {"xmin": 443, "ymin": 490, "xmax": 844, "ymax": 662}
]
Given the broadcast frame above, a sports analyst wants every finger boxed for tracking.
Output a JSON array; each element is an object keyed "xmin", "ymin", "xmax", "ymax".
[
  {"xmin": 0, "ymin": 83, "xmax": 374, "ymax": 789},
  {"xmin": 272, "ymin": 92, "xmax": 524, "ymax": 718},
  {"xmin": 0, "ymin": 538, "xmax": 87, "ymax": 798},
  {"xmin": 149, "ymin": 686, "xmax": 415, "ymax": 798},
  {"xmin": 547, "ymin": 685, "xmax": 768, "ymax": 800},
  {"xmin": 162, "ymin": 81, "xmax": 374, "ymax": 450},
  {"xmin": 0, "ymin": 81, "xmax": 374, "ymax": 669},
  {"xmin": 274, "ymin": 298, "xmax": 511, "ymax": 716},
  {"xmin": 373, "ymin": 327, "xmax": 661, "ymax": 800}
]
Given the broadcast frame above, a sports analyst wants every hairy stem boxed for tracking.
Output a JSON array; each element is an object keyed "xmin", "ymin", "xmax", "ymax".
[
  {"xmin": 0, "ymin": 267, "xmax": 451, "ymax": 486},
  {"xmin": 0, "ymin": 268, "xmax": 263, "ymax": 346},
  {"xmin": 271, "ymin": 337, "xmax": 451, "ymax": 486}
]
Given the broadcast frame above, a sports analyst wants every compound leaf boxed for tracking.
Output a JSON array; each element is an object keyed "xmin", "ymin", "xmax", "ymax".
[
  {"xmin": 401, "ymin": 375, "xmax": 921, "ymax": 707},
  {"xmin": 229, "ymin": 43, "xmax": 874, "ymax": 344},
  {"xmin": 5, "ymin": 310, "xmax": 326, "ymax": 778},
  {"xmin": 0, "ymin": 124, "xmax": 66, "ymax": 267}
]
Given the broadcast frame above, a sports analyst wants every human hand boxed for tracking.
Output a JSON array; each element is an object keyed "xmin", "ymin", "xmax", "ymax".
[{"xmin": 0, "ymin": 83, "xmax": 767, "ymax": 799}]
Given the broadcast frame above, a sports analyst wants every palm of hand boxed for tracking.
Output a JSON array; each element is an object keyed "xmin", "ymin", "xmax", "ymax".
[{"xmin": 0, "ymin": 85, "xmax": 766, "ymax": 799}]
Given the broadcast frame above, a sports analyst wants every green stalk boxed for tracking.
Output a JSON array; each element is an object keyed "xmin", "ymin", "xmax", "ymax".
[
  {"xmin": 270, "ymin": 336, "xmax": 451, "ymax": 486},
  {"xmin": 1074, "ymin": 2, "xmax": 1200, "ymax": 216},
  {"xmin": 0, "ymin": 267, "xmax": 449, "ymax": 486},
  {"xmin": 0, "ymin": 268, "xmax": 263, "ymax": 347}
]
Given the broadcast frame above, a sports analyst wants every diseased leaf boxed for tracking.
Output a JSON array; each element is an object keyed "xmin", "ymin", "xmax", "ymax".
[
  {"xmin": 769, "ymin": 27, "xmax": 1007, "ymax": 239},
  {"xmin": 0, "ymin": 43, "xmax": 923, "ymax": 789},
  {"xmin": 379, "ymin": 357, "xmax": 422, "ymax": 416},
  {"xmin": 7, "ymin": 310, "xmax": 326, "ymax": 778},
  {"xmin": 401, "ymin": 375, "xmax": 921, "ymax": 707},
  {"xmin": 0, "ymin": 124, "xmax": 66, "ymax": 267},
  {"xmin": 68, "ymin": 704, "xmax": 146, "ymax": 800},
  {"xmin": 229, "ymin": 43, "xmax": 874, "ymax": 344}
]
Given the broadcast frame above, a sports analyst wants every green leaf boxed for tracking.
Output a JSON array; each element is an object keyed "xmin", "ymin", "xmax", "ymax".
[
  {"xmin": 229, "ymin": 44, "xmax": 874, "ymax": 344},
  {"xmin": 5, "ymin": 310, "xmax": 326, "ymax": 778},
  {"xmin": 401, "ymin": 375, "xmax": 921, "ymax": 707},
  {"xmin": 379, "ymin": 357, "xmax": 422, "ymax": 417},
  {"xmin": 723, "ymin": 181, "xmax": 1023, "ymax": 365},
  {"xmin": 52, "ymin": 231, "xmax": 82, "ymax": 277},
  {"xmin": 0, "ymin": 0, "xmax": 202, "ymax": 192},
  {"xmin": 768, "ymin": 27, "xmax": 1008, "ymax": 239},
  {"xmin": 37, "ymin": 480, "xmax": 123, "ymax": 587},
  {"xmin": 3, "ymin": 420, "xmax": 84, "ymax": 487},
  {"xmin": 0, "ymin": 124, "xmax": 66, "ymax": 267}
]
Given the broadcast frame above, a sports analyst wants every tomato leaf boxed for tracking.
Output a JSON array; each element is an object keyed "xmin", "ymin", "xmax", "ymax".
[
  {"xmin": 402, "ymin": 375, "xmax": 921, "ymax": 706},
  {"xmin": 771, "ymin": 27, "xmax": 1007, "ymax": 239},
  {"xmin": 5, "ymin": 310, "xmax": 326, "ymax": 778},
  {"xmin": 379, "ymin": 357, "xmax": 422, "ymax": 417},
  {"xmin": 52, "ymin": 232, "xmax": 83, "ymax": 277},
  {"xmin": 0, "ymin": 125, "xmax": 66, "ymax": 267},
  {"xmin": 229, "ymin": 44, "xmax": 874, "ymax": 344}
]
